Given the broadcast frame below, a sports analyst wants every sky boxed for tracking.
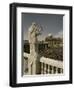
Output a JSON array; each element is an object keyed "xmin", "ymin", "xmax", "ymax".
[{"xmin": 22, "ymin": 13, "xmax": 63, "ymax": 40}]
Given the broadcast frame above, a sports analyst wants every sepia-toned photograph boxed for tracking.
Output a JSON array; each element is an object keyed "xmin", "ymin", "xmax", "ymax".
[
  {"xmin": 10, "ymin": 3, "xmax": 72, "ymax": 87},
  {"xmin": 22, "ymin": 13, "xmax": 63, "ymax": 75}
]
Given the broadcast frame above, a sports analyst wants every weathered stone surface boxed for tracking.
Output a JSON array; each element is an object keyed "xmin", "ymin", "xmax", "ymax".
[{"xmin": 28, "ymin": 22, "xmax": 42, "ymax": 75}]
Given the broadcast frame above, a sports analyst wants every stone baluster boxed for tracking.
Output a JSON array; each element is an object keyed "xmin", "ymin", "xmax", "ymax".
[
  {"xmin": 60, "ymin": 68, "xmax": 63, "ymax": 73},
  {"xmin": 47, "ymin": 65, "xmax": 50, "ymax": 74},
  {"xmin": 56, "ymin": 67, "xmax": 59, "ymax": 73},
  {"xmin": 44, "ymin": 64, "xmax": 47, "ymax": 74},
  {"xmin": 51, "ymin": 66, "xmax": 55, "ymax": 74},
  {"xmin": 62, "ymin": 69, "xmax": 63, "ymax": 73},
  {"xmin": 41, "ymin": 62, "xmax": 44, "ymax": 74}
]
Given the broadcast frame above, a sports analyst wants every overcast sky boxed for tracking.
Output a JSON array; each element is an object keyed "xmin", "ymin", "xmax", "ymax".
[{"xmin": 22, "ymin": 13, "xmax": 63, "ymax": 40}]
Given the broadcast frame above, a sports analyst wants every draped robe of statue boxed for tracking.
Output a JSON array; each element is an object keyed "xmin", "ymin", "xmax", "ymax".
[{"xmin": 28, "ymin": 22, "xmax": 42, "ymax": 75}]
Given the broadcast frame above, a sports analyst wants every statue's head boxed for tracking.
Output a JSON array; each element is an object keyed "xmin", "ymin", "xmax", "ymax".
[
  {"xmin": 29, "ymin": 22, "xmax": 42, "ymax": 37},
  {"xmin": 28, "ymin": 22, "xmax": 42, "ymax": 43}
]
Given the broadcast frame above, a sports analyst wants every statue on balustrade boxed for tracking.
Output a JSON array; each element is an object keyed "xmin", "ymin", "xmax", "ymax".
[{"xmin": 28, "ymin": 22, "xmax": 42, "ymax": 75}]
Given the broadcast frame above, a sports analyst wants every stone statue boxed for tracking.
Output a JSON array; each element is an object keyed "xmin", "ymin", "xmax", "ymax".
[{"xmin": 28, "ymin": 22, "xmax": 42, "ymax": 74}]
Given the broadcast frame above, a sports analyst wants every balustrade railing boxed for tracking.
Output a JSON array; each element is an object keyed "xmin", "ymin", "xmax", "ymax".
[
  {"xmin": 40, "ymin": 57, "xmax": 63, "ymax": 74},
  {"xmin": 23, "ymin": 53, "xmax": 63, "ymax": 75}
]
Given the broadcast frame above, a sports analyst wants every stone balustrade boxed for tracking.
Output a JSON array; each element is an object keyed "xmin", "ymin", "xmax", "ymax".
[
  {"xmin": 40, "ymin": 57, "xmax": 63, "ymax": 74},
  {"xmin": 23, "ymin": 53, "xmax": 63, "ymax": 75}
]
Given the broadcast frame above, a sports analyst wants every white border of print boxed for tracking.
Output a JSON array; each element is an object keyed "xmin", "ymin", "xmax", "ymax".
[{"xmin": 16, "ymin": 7, "xmax": 69, "ymax": 83}]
